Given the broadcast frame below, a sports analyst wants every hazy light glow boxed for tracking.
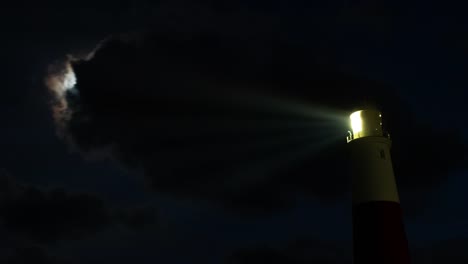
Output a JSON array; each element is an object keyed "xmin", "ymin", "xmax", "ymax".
[
  {"xmin": 223, "ymin": 89, "xmax": 349, "ymax": 129},
  {"xmin": 350, "ymin": 110, "xmax": 363, "ymax": 134},
  {"xmin": 63, "ymin": 70, "xmax": 77, "ymax": 91}
]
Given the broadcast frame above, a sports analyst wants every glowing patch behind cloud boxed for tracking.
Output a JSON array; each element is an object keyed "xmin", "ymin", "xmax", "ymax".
[
  {"xmin": 44, "ymin": 60, "xmax": 76, "ymax": 132},
  {"xmin": 63, "ymin": 67, "xmax": 77, "ymax": 91},
  {"xmin": 44, "ymin": 36, "xmax": 109, "ymax": 132},
  {"xmin": 44, "ymin": 46, "xmax": 102, "ymax": 139}
]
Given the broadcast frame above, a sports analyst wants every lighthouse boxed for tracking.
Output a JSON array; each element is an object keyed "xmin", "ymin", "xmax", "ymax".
[{"xmin": 347, "ymin": 109, "xmax": 411, "ymax": 264}]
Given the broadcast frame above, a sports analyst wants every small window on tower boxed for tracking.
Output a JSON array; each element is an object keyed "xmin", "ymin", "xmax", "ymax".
[{"xmin": 380, "ymin": 149, "xmax": 386, "ymax": 159}]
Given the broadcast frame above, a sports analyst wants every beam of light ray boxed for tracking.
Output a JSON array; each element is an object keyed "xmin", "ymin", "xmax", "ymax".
[
  {"xmin": 217, "ymin": 88, "xmax": 349, "ymax": 124},
  {"xmin": 174, "ymin": 120, "xmax": 344, "ymax": 158},
  {"xmin": 157, "ymin": 127, "xmax": 342, "ymax": 162},
  {"xmin": 152, "ymin": 116, "xmax": 348, "ymax": 164},
  {"xmin": 157, "ymin": 126, "xmax": 344, "ymax": 157},
  {"xmin": 156, "ymin": 118, "xmax": 348, "ymax": 141},
  {"xmin": 221, "ymin": 131, "xmax": 345, "ymax": 188},
  {"xmin": 228, "ymin": 129, "xmax": 344, "ymax": 154},
  {"xmin": 155, "ymin": 124, "xmax": 346, "ymax": 186}
]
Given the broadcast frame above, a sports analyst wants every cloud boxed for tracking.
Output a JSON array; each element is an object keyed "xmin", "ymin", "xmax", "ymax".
[
  {"xmin": 227, "ymin": 238, "xmax": 468, "ymax": 264},
  {"xmin": 44, "ymin": 20, "xmax": 467, "ymax": 216},
  {"xmin": 0, "ymin": 246, "xmax": 72, "ymax": 264},
  {"xmin": 114, "ymin": 205, "xmax": 159, "ymax": 231},
  {"xmin": 0, "ymin": 185, "xmax": 110, "ymax": 244},
  {"xmin": 0, "ymin": 171, "xmax": 158, "ymax": 244},
  {"xmin": 227, "ymin": 247, "xmax": 298, "ymax": 264},
  {"xmin": 226, "ymin": 239, "xmax": 351, "ymax": 264},
  {"xmin": 411, "ymin": 239, "xmax": 468, "ymax": 264}
]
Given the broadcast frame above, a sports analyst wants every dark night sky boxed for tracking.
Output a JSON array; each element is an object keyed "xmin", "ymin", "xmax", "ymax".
[{"xmin": 1, "ymin": 1, "xmax": 468, "ymax": 263}]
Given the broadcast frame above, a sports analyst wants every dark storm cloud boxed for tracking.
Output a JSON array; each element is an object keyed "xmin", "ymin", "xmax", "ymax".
[
  {"xmin": 226, "ymin": 239, "xmax": 351, "ymax": 264},
  {"xmin": 411, "ymin": 239, "xmax": 468, "ymax": 263},
  {"xmin": 58, "ymin": 31, "xmax": 351, "ymax": 214},
  {"xmin": 0, "ymin": 171, "xmax": 158, "ymax": 244},
  {"xmin": 48, "ymin": 9, "xmax": 467, "ymax": 215},
  {"xmin": 114, "ymin": 205, "xmax": 159, "ymax": 231},
  {"xmin": 227, "ymin": 247, "xmax": 298, "ymax": 264},
  {"xmin": 0, "ymin": 246, "xmax": 72, "ymax": 264},
  {"xmin": 227, "ymin": 238, "xmax": 468, "ymax": 264}
]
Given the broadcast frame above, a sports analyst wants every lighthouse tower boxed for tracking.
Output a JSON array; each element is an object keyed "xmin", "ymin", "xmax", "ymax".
[{"xmin": 347, "ymin": 109, "xmax": 411, "ymax": 264}]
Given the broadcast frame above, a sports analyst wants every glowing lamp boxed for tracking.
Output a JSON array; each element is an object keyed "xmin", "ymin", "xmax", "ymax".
[
  {"xmin": 350, "ymin": 111, "xmax": 363, "ymax": 133},
  {"xmin": 347, "ymin": 109, "xmax": 384, "ymax": 142}
]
